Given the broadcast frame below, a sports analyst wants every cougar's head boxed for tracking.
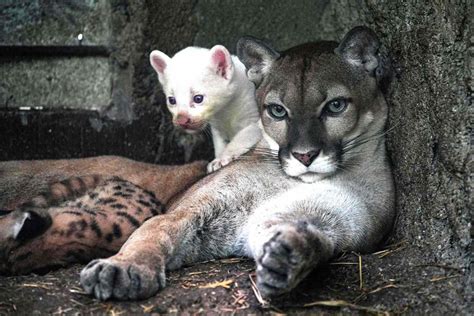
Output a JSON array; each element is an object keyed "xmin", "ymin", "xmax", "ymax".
[{"xmin": 237, "ymin": 26, "xmax": 392, "ymax": 183}]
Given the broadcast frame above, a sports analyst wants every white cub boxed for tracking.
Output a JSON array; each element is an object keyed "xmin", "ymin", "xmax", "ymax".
[{"xmin": 150, "ymin": 45, "xmax": 261, "ymax": 172}]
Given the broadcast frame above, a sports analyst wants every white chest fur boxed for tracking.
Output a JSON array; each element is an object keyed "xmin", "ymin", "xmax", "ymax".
[{"xmin": 236, "ymin": 180, "xmax": 367, "ymax": 258}]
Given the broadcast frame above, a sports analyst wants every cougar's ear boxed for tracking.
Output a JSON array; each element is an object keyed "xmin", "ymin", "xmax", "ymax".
[
  {"xmin": 209, "ymin": 45, "xmax": 234, "ymax": 80},
  {"xmin": 150, "ymin": 50, "xmax": 171, "ymax": 84},
  {"xmin": 3, "ymin": 210, "xmax": 51, "ymax": 241},
  {"xmin": 336, "ymin": 26, "xmax": 392, "ymax": 92},
  {"xmin": 237, "ymin": 36, "xmax": 280, "ymax": 86},
  {"xmin": 336, "ymin": 26, "xmax": 380, "ymax": 73}
]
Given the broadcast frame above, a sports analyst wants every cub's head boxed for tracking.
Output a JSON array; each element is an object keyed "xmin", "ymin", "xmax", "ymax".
[
  {"xmin": 237, "ymin": 26, "xmax": 391, "ymax": 183},
  {"xmin": 0, "ymin": 208, "xmax": 51, "ymax": 275},
  {"xmin": 150, "ymin": 45, "xmax": 237, "ymax": 134}
]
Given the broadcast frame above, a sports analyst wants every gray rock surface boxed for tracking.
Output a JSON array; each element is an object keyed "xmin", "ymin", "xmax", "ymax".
[
  {"xmin": 125, "ymin": 1, "xmax": 474, "ymax": 311},
  {"xmin": 1, "ymin": 56, "xmax": 111, "ymax": 110},
  {"xmin": 313, "ymin": 1, "xmax": 472, "ymax": 311},
  {"xmin": 0, "ymin": 0, "xmax": 471, "ymax": 312},
  {"xmin": 0, "ymin": 0, "xmax": 110, "ymax": 45}
]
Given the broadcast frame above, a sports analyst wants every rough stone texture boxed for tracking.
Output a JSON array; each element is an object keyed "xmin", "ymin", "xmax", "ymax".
[
  {"xmin": 305, "ymin": 1, "xmax": 472, "ymax": 312},
  {"xmin": 0, "ymin": 0, "xmax": 213, "ymax": 164},
  {"xmin": 107, "ymin": 0, "xmax": 474, "ymax": 311},
  {"xmin": 0, "ymin": 0, "xmax": 113, "ymax": 111},
  {"xmin": 1, "ymin": 56, "xmax": 111, "ymax": 110},
  {"xmin": 0, "ymin": 0, "xmax": 110, "ymax": 45},
  {"xmin": 194, "ymin": 0, "xmax": 329, "ymax": 52},
  {"xmin": 0, "ymin": 0, "xmax": 471, "ymax": 313}
]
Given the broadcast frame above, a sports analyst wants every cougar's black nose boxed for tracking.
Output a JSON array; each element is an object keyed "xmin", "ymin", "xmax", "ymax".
[{"xmin": 292, "ymin": 149, "xmax": 320, "ymax": 167}]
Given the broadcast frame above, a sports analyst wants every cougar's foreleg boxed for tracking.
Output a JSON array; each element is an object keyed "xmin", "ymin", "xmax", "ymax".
[{"xmin": 80, "ymin": 193, "xmax": 240, "ymax": 300}]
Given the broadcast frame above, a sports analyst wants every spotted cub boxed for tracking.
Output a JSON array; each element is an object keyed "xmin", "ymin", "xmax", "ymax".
[
  {"xmin": 0, "ymin": 157, "xmax": 207, "ymax": 275},
  {"xmin": 0, "ymin": 175, "xmax": 163, "ymax": 275}
]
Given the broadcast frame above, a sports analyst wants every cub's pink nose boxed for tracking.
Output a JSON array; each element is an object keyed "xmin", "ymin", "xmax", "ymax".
[
  {"xmin": 176, "ymin": 114, "xmax": 191, "ymax": 127},
  {"xmin": 292, "ymin": 150, "xmax": 320, "ymax": 167}
]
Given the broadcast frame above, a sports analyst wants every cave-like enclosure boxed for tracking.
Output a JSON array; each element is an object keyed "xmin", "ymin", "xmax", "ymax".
[{"xmin": 0, "ymin": 1, "xmax": 471, "ymax": 314}]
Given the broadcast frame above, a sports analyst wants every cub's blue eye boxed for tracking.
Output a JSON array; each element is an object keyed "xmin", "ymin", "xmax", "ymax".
[
  {"xmin": 168, "ymin": 96, "xmax": 176, "ymax": 105},
  {"xmin": 193, "ymin": 95, "xmax": 204, "ymax": 104},
  {"xmin": 325, "ymin": 99, "xmax": 348, "ymax": 115},
  {"xmin": 268, "ymin": 103, "xmax": 287, "ymax": 120}
]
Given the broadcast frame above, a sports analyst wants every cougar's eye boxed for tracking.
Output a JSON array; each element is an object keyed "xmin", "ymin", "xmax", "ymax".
[
  {"xmin": 193, "ymin": 95, "xmax": 204, "ymax": 104},
  {"xmin": 324, "ymin": 98, "xmax": 348, "ymax": 115},
  {"xmin": 168, "ymin": 96, "xmax": 176, "ymax": 105},
  {"xmin": 268, "ymin": 104, "xmax": 288, "ymax": 120}
]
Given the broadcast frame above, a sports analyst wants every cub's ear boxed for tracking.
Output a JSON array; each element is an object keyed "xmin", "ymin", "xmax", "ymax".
[
  {"xmin": 336, "ymin": 26, "xmax": 392, "ymax": 92},
  {"xmin": 150, "ymin": 50, "xmax": 171, "ymax": 83},
  {"xmin": 237, "ymin": 36, "xmax": 280, "ymax": 86},
  {"xmin": 2, "ymin": 210, "xmax": 51, "ymax": 241},
  {"xmin": 209, "ymin": 45, "xmax": 234, "ymax": 80}
]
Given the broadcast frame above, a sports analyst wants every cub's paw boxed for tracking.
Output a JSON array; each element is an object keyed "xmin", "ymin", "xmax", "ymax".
[
  {"xmin": 80, "ymin": 257, "xmax": 165, "ymax": 300},
  {"xmin": 256, "ymin": 224, "xmax": 316, "ymax": 298},
  {"xmin": 206, "ymin": 156, "xmax": 236, "ymax": 173}
]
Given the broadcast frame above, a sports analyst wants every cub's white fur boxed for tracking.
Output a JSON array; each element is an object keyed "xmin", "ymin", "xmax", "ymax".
[{"xmin": 150, "ymin": 46, "xmax": 261, "ymax": 172}]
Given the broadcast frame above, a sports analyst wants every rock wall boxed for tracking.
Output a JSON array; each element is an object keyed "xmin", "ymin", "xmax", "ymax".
[
  {"xmin": 310, "ymin": 0, "xmax": 472, "ymax": 293},
  {"xmin": 144, "ymin": 0, "xmax": 472, "ymax": 276},
  {"xmin": 142, "ymin": 0, "xmax": 472, "ymax": 307},
  {"xmin": 1, "ymin": 0, "xmax": 471, "ymax": 308}
]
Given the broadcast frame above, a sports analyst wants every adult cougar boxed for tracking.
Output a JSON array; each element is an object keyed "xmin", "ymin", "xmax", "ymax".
[{"xmin": 80, "ymin": 26, "xmax": 395, "ymax": 300}]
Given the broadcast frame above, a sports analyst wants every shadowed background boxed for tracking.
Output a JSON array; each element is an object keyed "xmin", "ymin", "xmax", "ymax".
[{"xmin": 0, "ymin": 0, "xmax": 471, "ymax": 313}]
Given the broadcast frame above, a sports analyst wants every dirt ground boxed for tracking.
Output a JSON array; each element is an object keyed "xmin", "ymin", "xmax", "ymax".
[{"xmin": 0, "ymin": 241, "xmax": 469, "ymax": 315}]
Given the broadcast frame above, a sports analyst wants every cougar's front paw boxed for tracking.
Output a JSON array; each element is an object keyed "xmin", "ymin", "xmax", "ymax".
[
  {"xmin": 256, "ymin": 225, "xmax": 315, "ymax": 298},
  {"xmin": 207, "ymin": 156, "xmax": 236, "ymax": 173},
  {"xmin": 80, "ymin": 257, "xmax": 165, "ymax": 301}
]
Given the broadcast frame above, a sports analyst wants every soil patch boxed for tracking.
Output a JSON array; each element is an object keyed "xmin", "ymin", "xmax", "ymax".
[{"xmin": 0, "ymin": 241, "xmax": 468, "ymax": 315}]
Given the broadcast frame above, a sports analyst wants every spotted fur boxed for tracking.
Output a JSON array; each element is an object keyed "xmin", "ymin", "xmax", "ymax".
[
  {"xmin": 0, "ymin": 157, "xmax": 207, "ymax": 275},
  {"xmin": 0, "ymin": 176, "xmax": 164, "ymax": 275}
]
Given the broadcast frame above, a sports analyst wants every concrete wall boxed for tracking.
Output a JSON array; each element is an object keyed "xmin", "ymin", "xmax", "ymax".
[
  {"xmin": 0, "ymin": 0, "xmax": 471, "ymax": 309},
  {"xmin": 1, "ymin": 0, "xmax": 111, "ymax": 45},
  {"xmin": 0, "ymin": 0, "xmax": 112, "ymax": 110}
]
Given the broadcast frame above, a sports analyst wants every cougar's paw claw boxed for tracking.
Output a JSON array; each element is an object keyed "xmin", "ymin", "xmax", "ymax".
[
  {"xmin": 256, "ymin": 229, "xmax": 309, "ymax": 298},
  {"xmin": 80, "ymin": 258, "xmax": 165, "ymax": 301}
]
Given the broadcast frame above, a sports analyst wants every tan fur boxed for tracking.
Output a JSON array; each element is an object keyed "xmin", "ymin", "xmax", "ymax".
[
  {"xmin": 0, "ymin": 156, "xmax": 207, "ymax": 209},
  {"xmin": 0, "ymin": 157, "xmax": 207, "ymax": 275},
  {"xmin": 78, "ymin": 27, "xmax": 395, "ymax": 301},
  {"xmin": 2, "ymin": 27, "xmax": 394, "ymax": 301}
]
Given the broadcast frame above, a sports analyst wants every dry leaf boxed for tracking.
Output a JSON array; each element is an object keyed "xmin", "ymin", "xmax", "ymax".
[{"xmin": 199, "ymin": 279, "xmax": 234, "ymax": 289}]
